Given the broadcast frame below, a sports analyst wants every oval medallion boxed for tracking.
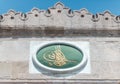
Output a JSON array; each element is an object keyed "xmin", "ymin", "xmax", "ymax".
[{"xmin": 32, "ymin": 42, "xmax": 87, "ymax": 74}]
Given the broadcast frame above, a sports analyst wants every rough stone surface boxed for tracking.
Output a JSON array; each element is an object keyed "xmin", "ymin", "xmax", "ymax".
[
  {"xmin": 0, "ymin": 62, "xmax": 12, "ymax": 79},
  {"xmin": 0, "ymin": 37, "xmax": 120, "ymax": 82},
  {"xmin": 0, "ymin": 2, "xmax": 120, "ymax": 83}
]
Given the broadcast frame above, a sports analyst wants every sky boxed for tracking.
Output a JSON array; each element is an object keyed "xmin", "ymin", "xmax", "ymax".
[{"xmin": 0, "ymin": 0, "xmax": 120, "ymax": 15}]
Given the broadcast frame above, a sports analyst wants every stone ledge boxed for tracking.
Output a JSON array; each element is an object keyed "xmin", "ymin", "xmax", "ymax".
[
  {"xmin": 0, "ymin": 28, "xmax": 120, "ymax": 37},
  {"xmin": 0, "ymin": 80, "xmax": 120, "ymax": 84}
]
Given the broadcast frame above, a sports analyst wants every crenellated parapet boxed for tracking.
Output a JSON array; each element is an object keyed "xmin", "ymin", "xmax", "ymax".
[{"xmin": 0, "ymin": 2, "xmax": 120, "ymax": 37}]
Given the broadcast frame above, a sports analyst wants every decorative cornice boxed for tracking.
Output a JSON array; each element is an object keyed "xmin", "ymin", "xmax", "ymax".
[
  {"xmin": 0, "ymin": 2, "xmax": 120, "ymax": 37},
  {"xmin": 0, "ymin": 2, "xmax": 120, "ymax": 28}
]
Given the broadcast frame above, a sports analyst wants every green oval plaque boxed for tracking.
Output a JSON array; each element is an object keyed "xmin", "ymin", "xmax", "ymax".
[{"xmin": 36, "ymin": 43, "xmax": 83, "ymax": 69}]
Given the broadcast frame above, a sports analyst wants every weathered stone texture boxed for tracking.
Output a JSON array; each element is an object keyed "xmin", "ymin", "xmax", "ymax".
[
  {"xmin": 0, "ymin": 2, "xmax": 120, "ymax": 37},
  {"xmin": 0, "ymin": 62, "xmax": 12, "ymax": 79},
  {"xmin": 0, "ymin": 2, "xmax": 120, "ymax": 83},
  {"xmin": 0, "ymin": 40, "xmax": 29, "ymax": 62},
  {"xmin": 0, "ymin": 37, "xmax": 120, "ymax": 82},
  {"xmin": 0, "ymin": 82, "xmax": 119, "ymax": 84}
]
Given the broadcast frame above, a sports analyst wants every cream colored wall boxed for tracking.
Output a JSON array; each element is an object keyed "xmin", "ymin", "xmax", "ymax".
[
  {"xmin": 0, "ymin": 2, "xmax": 120, "ymax": 83},
  {"xmin": 0, "ymin": 37, "xmax": 120, "ymax": 81}
]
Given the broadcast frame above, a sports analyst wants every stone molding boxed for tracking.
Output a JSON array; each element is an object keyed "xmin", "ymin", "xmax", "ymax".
[
  {"xmin": 0, "ymin": 2, "xmax": 120, "ymax": 37},
  {"xmin": 0, "ymin": 2, "xmax": 120, "ymax": 29}
]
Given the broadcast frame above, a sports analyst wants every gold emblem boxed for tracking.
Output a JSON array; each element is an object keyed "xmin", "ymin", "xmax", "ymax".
[{"xmin": 43, "ymin": 45, "xmax": 77, "ymax": 66}]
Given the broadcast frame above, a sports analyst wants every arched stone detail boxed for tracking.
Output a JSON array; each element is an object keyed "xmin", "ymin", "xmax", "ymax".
[
  {"xmin": 54, "ymin": 2, "xmax": 65, "ymax": 10},
  {"xmin": 103, "ymin": 11, "xmax": 113, "ymax": 21},
  {"xmin": 0, "ymin": 15, "xmax": 5, "ymax": 22},
  {"xmin": 19, "ymin": 13, "xmax": 28, "ymax": 21},
  {"xmin": 91, "ymin": 14, "xmax": 100, "ymax": 22},
  {"xmin": 67, "ymin": 9, "xmax": 74, "ymax": 17},
  {"xmin": 44, "ymin": 9, "xmax": 52, "ymax": 17},
  {"xmin": 0, "ymin": 2, "xmax": 119, "ymax": 29}
]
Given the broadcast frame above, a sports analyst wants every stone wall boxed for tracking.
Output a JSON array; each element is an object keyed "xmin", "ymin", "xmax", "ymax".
[
  {"xmin": 0, "ymin": 37, "xmax": 120, "ymax": 84},
  {"xmin": 0, "ymin": 2, "xmax": 120, "ymax": 84}
]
